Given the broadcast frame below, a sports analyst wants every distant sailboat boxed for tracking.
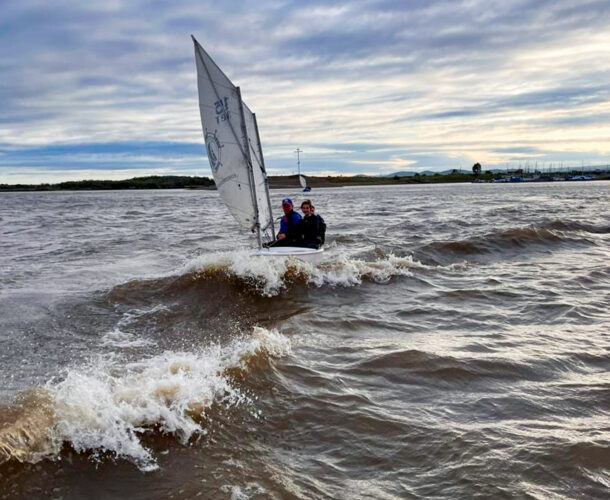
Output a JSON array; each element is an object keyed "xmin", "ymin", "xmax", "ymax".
[
  {"xmin": 300, "ymin": 175, "xmax": 311, "ymax": 192},
  {"xmin": 192, "ymin": 36, "xmax": 322, "ymax": 261},
  {"xmin": 295, "ymin": 148, "xmax": 311, "ymax": 192}
]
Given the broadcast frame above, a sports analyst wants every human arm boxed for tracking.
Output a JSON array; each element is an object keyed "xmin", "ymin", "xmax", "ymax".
[{"xmin": 317, "ymin": 216, "xmax": 326, "ymax": 245}]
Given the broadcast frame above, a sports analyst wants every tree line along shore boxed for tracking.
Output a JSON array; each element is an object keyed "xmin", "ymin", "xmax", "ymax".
[{"xmin": 1, "ymin": 170, "xmax": 609, "ymax": 192}]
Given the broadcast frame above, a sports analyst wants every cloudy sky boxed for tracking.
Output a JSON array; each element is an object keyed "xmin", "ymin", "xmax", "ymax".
[{"xmin": 1, "ymin": 0, "xmax": 610, "ymax": 183}]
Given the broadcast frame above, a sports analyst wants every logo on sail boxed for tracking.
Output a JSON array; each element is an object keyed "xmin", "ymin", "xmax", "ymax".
[
  {"xmin": 215, "ymin": 97, "xmax": 230, "ymax": 124},
  {"xmin": 205, "ymin": 132, "xmax": 223, "ymax": 173}
]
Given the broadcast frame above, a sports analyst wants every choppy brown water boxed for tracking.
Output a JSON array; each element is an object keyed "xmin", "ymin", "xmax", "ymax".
[{"xmin": 0, "ymin": 183, "xmax": 609, "ymax": 499}]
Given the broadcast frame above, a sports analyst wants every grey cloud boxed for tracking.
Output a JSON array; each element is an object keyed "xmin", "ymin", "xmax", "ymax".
[
  {"xmin": 269, "ymin": 0, "xmax": 610, "ymax": 79},
  {"xmin": 425, "ymin": 110, "xmax": 483, "ymax": 119},
  {"xmin": 540, "ymin": 112, "xmax": 610, "ymax": 128},
  {"xmin": 1, "ymin": 0, "xmax": 609, "ymax": 177},
  {"xmin": 395, "ymin": 86, "xmax": 609, "ymax": 126},
  {"xmin": 493, "ymin": 146, "xmax": 541, "ymax": 154},
  {"xmin": 499, "ymin": 86, "xmax": 609, "ymax": 109}
]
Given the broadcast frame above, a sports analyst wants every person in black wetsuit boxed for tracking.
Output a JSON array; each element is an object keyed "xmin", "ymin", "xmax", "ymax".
[{"xmin": 296, "ymin": 199, "xmax": 326, "ymax": 249}]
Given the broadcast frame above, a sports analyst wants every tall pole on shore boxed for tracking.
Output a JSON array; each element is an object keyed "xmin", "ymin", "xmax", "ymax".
[{"xmin": 295, "ymin": 148, "xmax": 302, "ymax": 177}]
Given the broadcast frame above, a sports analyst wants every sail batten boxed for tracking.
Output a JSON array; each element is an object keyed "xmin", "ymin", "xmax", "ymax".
[{"xmin": 192, "ymin": 36, "xmax": 274, "ymax": 245}]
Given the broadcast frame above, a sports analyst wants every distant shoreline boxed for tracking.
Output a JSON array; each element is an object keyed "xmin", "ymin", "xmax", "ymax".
[{"xmin": 1, "ymin": 172, "xmax": 609, "ymax": 192}]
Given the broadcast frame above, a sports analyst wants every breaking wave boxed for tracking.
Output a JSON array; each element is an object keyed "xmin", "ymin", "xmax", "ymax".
[
  {"xmin": 0, "ymin": 327, "xmax": 290, "ymax": 471},
  {"xmin": 182, "ymin": 250, "xmax": 423, "ymax": 297}
]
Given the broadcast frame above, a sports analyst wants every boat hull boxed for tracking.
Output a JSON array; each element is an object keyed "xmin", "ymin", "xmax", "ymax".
[{"xmin": 250, "ymin": 246, "xmax": 324, "ymax": 263}]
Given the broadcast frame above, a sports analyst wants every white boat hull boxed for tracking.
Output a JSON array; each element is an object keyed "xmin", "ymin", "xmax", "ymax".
[{"xmin": 250, "ymin": 246, "xmax": 324, "ymax": 263}]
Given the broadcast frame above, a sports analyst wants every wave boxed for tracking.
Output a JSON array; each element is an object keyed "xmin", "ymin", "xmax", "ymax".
[
  {"xmin": 541, "ymin": 219, "xmax": 610, "ymax": 234},
  {"xmin": 180, "ymin": 250, "xmax": 424, "ymax": 297},
  {"xmin": 0, "ymin": 327, "xmax": 290, "ymax": 471},
  {"xmin": 421, "ymin": 223, "xmax": 597, "ymax": 260},
  {"xmin": 346, "ymin": 349, "xmax": 547, "ymax": 385}
]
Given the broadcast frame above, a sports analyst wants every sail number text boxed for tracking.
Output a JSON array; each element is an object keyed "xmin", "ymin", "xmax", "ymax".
[{"xmin": 215, "ymin": 97, "xmax": 230, "ymax": 124}]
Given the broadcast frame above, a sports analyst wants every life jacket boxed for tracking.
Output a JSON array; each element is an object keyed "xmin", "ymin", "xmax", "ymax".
[{"xmin": 279, "ymin": 211, "xmax": 301, "ymax": 240}]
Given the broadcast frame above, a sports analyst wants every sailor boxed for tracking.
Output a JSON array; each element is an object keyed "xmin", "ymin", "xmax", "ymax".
[
  {"xmin": 272, "ymin": 198, "xmax": 302, "ymax": 247},
  {"xmin": 297, "ymin": 199, "xmax": 326, "ymax": 249}
]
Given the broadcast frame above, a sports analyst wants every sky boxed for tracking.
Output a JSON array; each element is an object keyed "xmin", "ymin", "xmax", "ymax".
[{"xmin": 1, "ymin": 0, "xmax": 610, "ymax": 184}]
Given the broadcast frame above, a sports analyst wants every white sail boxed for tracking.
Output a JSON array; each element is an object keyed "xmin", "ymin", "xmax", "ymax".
[
  {"xmin": 192, "ymin": 37, "xmax": 274, "ymax": 244},
  {"xmin": 299, "ymin": 175, "xmax": 307, "ymax": 189},
  {"xmin": 242, "ymin": 103, "xmax": 274, "ymax": 239}
]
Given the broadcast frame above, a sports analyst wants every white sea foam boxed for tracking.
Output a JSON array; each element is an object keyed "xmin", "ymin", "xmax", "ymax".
[
  {"xmin": 184, "ymin": 250, "xmax": 420, "ymax": 296},
  {"xmin": 309, "ymin": 253, "xmax": 416, "ymax": 287},
  {"xmin": 184, "ymin": 250, "xmax": 305, "ymax": 296},
  {"xmin": 37, "ymin": 327, "xmax": 290, "ymax": 471},
  {"xmin": 101, "ymin": 327, "xmax": 155, "ymax": 348},
  {"xmin": 222, "ymin": 483, "xmax": 267, "ymax": 499}
]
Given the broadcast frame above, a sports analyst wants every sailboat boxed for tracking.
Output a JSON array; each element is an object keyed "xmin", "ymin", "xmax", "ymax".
[
  {"xmin": 299, "ymin": 175, "xmax": 311, "ymax": 192},
  {"xmin": 295, "ymin": 148, "xmax": 311, "ymax": 192},
  {"xmin": 192, "ymin": 36, "xmax": 323, "ymax": 262}
]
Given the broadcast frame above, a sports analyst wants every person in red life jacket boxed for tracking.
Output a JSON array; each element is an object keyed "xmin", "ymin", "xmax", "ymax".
[
  {"xmin": 296, "ymin": 199, "xmax": 326, "ymax": 249},
  {"xmin": 271, "ymin": 198, "xmax": 302, "ymax": 247}
]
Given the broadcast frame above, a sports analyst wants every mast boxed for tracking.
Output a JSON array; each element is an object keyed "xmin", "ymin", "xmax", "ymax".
[
  {"xmin": 253, "ymin": 112, "xmax": 275, "ymax": 237},
  {"xmin": 236, "ymin": 86, "xmax": 262, "ymax": 249},
  {"xmin": 295, "ymin": 148, "xmax": 302, "ymax": 177}
]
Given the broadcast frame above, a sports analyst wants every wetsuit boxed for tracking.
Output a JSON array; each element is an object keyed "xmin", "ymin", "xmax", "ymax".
[
  {"xmin": 296, "ymin": 214, "xmax": 326, "ymax": 249},
  {"xmin": 274, "ymin": 210, "xmax": 302, "ymax": 246}
]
